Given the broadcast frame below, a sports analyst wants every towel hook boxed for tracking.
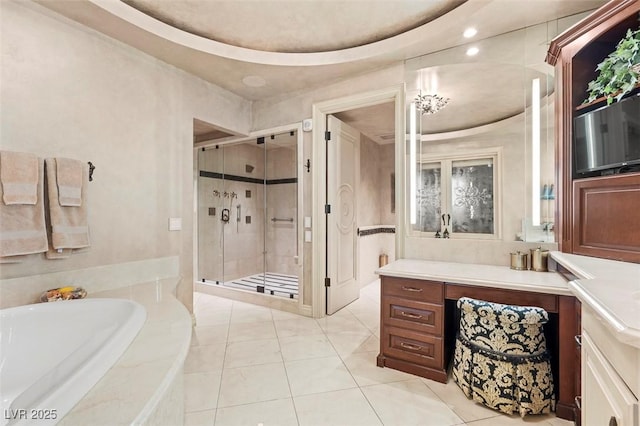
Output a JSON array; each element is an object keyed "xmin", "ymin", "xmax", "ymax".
[{"xmin": 87, "ymin": 161, "xmax": 95, "ymax": 182}]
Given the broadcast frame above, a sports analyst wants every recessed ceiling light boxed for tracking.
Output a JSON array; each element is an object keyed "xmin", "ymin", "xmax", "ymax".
[
  {"xmin": 466, "ymin": 47, "xmax": 479, "ymax": 56},
  {"xmin": 463, "ymin": 28, "xmax": 477, "ymax": 38},
  {"xmin": 242, "ymin": 75, "xmax": 266, "ymax": 88}
]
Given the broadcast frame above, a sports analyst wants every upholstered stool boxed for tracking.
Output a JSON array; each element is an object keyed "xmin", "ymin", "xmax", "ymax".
[{"xmin": 452, "ymin": 297, "xmax": 555, "ymax": 416}]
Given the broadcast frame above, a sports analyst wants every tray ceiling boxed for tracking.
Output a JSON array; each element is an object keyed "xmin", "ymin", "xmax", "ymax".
[{"xmin": 122, "ymin": 0, "xmax": 466, "ymax": 53}]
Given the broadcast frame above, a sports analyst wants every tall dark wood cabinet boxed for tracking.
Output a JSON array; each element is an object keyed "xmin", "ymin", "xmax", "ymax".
[{"xmin": 546, "ymin": 0, "xmax": 640, "ymax": 263}]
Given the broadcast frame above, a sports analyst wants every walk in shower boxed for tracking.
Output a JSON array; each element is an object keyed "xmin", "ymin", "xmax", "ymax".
[{"xmin": 197, "ymin": 131, "xmax": 300, "ymax": 299}]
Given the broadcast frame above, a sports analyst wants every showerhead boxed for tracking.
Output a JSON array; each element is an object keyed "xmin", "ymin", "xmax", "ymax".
[{"xmin": 245, "ymin": 164, "xmax": 254, "ymax": 173}]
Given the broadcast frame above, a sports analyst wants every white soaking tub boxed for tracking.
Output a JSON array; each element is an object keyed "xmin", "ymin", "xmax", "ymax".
[{"xmin": 0, "ymin": 298, "xmax": 146, "ymax": 425}]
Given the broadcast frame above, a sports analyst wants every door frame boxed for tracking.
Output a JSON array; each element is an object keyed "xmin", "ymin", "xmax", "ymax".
[
  {"xmin": 311, "ymin": 85, "xmax": 405, "ymax": 318},
  {"xmin": 193, "ymin": 122, "xmax": 309, "ymax": 316}
]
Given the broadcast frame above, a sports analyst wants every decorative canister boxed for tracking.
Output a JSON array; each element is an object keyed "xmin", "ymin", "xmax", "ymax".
[
  {"xmin": 530, "ymin": 247, "xmax": 549, "ymax": 272},
  {"xmin": 379, "ymin": 253, "xmax": 389, "ymax": 268},
  {"xmin": 510, "ymin": 251, "xmax": 528, "ymax": 270}
]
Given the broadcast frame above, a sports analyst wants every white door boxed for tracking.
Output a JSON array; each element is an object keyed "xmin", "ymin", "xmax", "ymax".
[{"xmin": 326, "ymin": 115, "xmax": 360, "ymax": 315}]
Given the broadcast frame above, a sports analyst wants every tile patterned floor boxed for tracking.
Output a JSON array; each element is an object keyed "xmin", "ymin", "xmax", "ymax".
[{"xmin": 184, "ymin": 280, "xmax": 573, "ymax": 426}]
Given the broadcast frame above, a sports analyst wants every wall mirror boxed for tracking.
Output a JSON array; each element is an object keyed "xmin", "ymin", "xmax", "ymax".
[{"xmin": 404, "ymin": 14, "xmax": 590, "ymax": 244}]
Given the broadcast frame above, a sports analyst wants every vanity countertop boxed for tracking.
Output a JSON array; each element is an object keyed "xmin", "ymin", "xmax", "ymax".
[
  {"xmin": 376, "ymin": 255, "xmax": 640, "ymax": 349},
  {"xmin": 376, "ymin": 258, "xmax": 572, "ymax": 296},
  {"xmin": 550, "ymin": 251, "xmax": 640, "ymax": 349}
]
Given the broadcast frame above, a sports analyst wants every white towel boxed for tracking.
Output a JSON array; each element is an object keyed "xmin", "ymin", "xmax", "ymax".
[
  {"xmin": 0, "ymin": 158, "xmax": 48, "ymax": 258},
  {"xmin": 0, "ymin": 151, "xmax": 38, "ymax": 205},
  {"xmin": 45, "ymin": 158, "xmax": 90, "ymax": 250},
  {"xmin": 56, "ymin": 157, "xmax": 83, "ymax": 207}
]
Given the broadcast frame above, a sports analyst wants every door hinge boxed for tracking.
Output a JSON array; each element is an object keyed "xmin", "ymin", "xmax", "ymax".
[
  {"xmin": 324, "ymin": 277, "xmax": 331, "ymax": 287},
  {"xmin": 325, "ymin": 131, "xmax": 331, "ymax": 141},
  {"xmin": 325, "ymin": 204, "xmax": 331, "ymax": 214}
]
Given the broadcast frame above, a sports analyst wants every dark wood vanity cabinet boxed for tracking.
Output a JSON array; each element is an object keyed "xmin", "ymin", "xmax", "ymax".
[
  {"xmin": 377, "ymin": 276, "xmax": 449, "ymax": 382},
  {"xmin": 377, "ymin": 275, "xmax": 580, "ymax": 422},
  {"xmin": 546, "ymin": 0, "xmax": 640, "ymax": 264}
]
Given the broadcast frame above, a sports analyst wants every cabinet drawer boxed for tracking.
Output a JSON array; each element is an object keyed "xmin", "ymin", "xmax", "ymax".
[
  {"xmin": 382, "ymin": 276, "xmax": 443, "ymax": 303},
  {"xmin": 382, "ymin": 326, "xmax": 443, "ymax": 369},
  {"xmin": 582, "ymin": 332, "xmax": 638, "ymax": 426},
  {"xmin": 382, "ymin": 296, "xmax": 443, "ymax": 336}
]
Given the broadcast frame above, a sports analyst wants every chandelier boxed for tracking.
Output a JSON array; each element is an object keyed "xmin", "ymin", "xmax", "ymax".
[{"xmin": 415, "ymin": 94, "xmax": 450, "ymax": 115}]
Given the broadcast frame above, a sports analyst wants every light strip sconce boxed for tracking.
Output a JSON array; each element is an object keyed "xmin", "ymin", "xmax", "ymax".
[
  {"xmin": 531, "ymin": 78, "xmax": 541, "ymax": 227},
  {"xmin": 409, "ymin": 102, "xmax": 417, "ymax": 225}
]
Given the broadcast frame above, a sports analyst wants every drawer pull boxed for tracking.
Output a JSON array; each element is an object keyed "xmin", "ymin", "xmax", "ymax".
[
  {"xmin": 574, "ymin": 396, "xmax": 581, "ymax": 410},
  {"xmin": 574, "ymin": 334, "xmax": 582, "ymax": 347},
  {"xmin": 401, "ymin": 286, "xmax": 423, "ymax": 293},
  {"xmin": 609, "ymin": 416, "xmax": 617, "ymax": 426},
  {"xmin": 399, "ymin": 342, "xmax": 423, "ymax": 351},
  {"xmin": 400, "ymin": 311, "xmax": 423, "ymax": 319}
]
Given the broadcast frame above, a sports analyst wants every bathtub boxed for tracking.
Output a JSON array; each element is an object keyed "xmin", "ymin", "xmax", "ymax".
[{"xmin": 0, "ymin": 298, "xmax": 146, "ymax": 425}]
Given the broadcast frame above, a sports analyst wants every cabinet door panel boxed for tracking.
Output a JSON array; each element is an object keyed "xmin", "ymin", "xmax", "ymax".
[
  {"xmin": 582, "ymin": 332, "xmax": 638, "ymax": 426},
  {"xmin": 572, "ymin": 173, "xmax": 640, "ymax": 263}
]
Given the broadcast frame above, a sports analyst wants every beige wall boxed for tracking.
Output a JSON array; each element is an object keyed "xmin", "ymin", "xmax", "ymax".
[
  {"xmin": 358, "ymin": 135, "xmax": 395, "ymax": 227},
  {"xmin": 0, "ymin": 1, "xmax": 251, "ymax": 311},
  {"xmin": 357, "ymin": 135, "xmax": 396, "ymax": 287}
]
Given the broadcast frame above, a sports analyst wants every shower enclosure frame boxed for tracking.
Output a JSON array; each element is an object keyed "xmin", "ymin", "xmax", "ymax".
[{"xmin": 193, "ymin": 122, "xmax": 309, "ymax": 315}]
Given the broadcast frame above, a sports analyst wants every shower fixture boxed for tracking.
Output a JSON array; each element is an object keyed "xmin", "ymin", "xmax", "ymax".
[
  {"xmin": 213, "ymin": 190, "xmax": 221, "ymax": 197},
  {"xmin": 230, "ymin": 192, "xmax": 237, "ymax": 199},
  {"xmin": 245, "ymin": 164, "xmax": 254, "ymax": 173},
  {"xmin": 223, "ymin": 191, "xmax": 229, "ymax": 198}
]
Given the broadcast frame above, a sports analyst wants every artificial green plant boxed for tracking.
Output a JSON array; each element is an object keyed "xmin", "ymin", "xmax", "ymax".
[{"xmin": 584, "ymin": 27, "xmax": 640, "ymax": 105}]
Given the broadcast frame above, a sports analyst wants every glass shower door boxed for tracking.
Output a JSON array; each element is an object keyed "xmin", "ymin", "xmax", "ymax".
[
  {"xmin": 220, "ymin": 141, "xmax": 266, "ymax": 292},
  {"xmin": 265, "ymin": 132, "xmax": 298, "ymax": 299},
  {"xmin": 197, "ymin": 131, "xmax": 299, "ymax": 300},
  {"xmin": 197, "ymin": 146, "xmax": 224, "ymax": 285}
]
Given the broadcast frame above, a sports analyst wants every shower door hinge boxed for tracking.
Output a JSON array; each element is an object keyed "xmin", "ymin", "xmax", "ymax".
[
  {"xmin": 324, "ymin": 277, "xmax": 331, "ymax": 287},
  {"xmin": 324, "ymin": 204, "xmax": 331, "ymax": 214},
  {"xmin": 325, "ymin": 131, "xmax": 331, "ymax": 141}
]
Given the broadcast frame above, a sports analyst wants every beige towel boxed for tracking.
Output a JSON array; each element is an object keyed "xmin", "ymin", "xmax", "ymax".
[
  {"xmin": 45, "ymin": 158, "xmax": 90, "ymax": 250},
  {"xmin": 56, "ymin": 157, "xmax": 83, "ymax": 207},
  {"xmin": 0, "ymin": 151, "xmax": 38, "ymax": 205},
  {"xmin": 0, "ymin": 158, "xmax": 48, "ymax": 258}
]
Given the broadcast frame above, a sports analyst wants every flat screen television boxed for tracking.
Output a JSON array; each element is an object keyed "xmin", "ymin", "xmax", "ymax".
[{"xmin": 573, "ymin": 93, "xmax": 640, "ymax": 176}]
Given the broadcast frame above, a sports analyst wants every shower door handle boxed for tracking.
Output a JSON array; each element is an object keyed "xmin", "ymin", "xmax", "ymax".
[{"xmin": 271, "ymin": 217, "xmax": 294, "ymax": 222}]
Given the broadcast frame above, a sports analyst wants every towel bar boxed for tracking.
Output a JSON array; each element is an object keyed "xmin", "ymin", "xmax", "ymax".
[{"xmin": 271, "ymin": 217, "xmax": 294, "ymax": 222}]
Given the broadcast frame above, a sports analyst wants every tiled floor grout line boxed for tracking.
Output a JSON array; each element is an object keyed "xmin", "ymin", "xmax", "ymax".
[
  {"xmin": 272, "ymin": 311, "xmax": 302, "ymax": 426},
  {"xmin": 212, "ymin": 299, "xmax": 232, "ymax": 424}
]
